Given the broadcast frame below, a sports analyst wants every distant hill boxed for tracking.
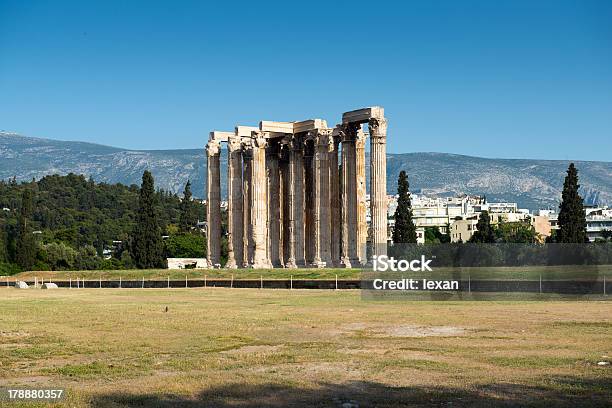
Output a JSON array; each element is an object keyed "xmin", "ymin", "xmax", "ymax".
[{"xmin": 2, "ymin": 131, "xmax": 611, "ymax": 210}]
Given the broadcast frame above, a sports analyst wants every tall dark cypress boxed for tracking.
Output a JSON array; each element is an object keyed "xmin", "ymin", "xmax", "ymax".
[
  {"xmin": 470, "ymin": 210, "xmax": 496, "ymax": 243},
  {"xmin": 392, "ymin": 171, "xmax": 417, "ymax": 244},
  {"xmin": 131, "ymin": 171, "xmax": 166, "ymax": 269},
  {"xmin": 557, "ymin": 163, "xmax": 587, "ymax": 243},
  {"xmin": 0, "ymin": 226, "xmax": 6, "ymax": 262},
  {"xmin": 179, "ymin": 180, "xmax": 195, "ymax": 232},
  {"xmin": 16, "ymin": 189, "xmax": 36, "ymax": 270}
]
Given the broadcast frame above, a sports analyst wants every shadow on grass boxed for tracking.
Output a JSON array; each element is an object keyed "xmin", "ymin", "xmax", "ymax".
[{"xmin": 90, "ymin": 375, "xmax": 611, "ymax": 407}]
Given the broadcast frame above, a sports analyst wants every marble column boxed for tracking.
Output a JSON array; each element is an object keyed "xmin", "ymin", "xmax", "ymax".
[
  {"xmin": 266, "ymin": 140, "xmax": 282, "ymax": 267},
  {"xmin": 225, "ymin": 136, "xmax": 243, "ymax": 269},
  {"xmin": 356, "ymin": 129, "xmax": 367, "ymax": 263},
  {"xmin": 250, "ymin": 132, "xmax": 272, "ymax": 268},
  {"xmin": 284, "ymin": 138, "xmax": 297, "ymax": 268},
  {"xmin": 340, "ymin": 123, "xmax": 360, "ymax": 268},
  {"xmin": 288, "ymin": 136, "xmax": 306, "ymax": 267},
  {"xmin": 242, "ymin": 145, "xmax": 253, "ymax": 267},
  {"xmin": 369, "ymin": 117, "xmax": 388, "ymax": 257},
  {"xmin": 313, "ymin": 129, "xmax": 332, "ymax": 267},
  {"xmin": 329, "ymin": 134, "xmax": 341, "ymax": 267},
  {"xmin": 304, "ymin": 140, "xmax": 315, "ymax": 265},
  {"xmin": 279, "ymin": 142, "xmax": 290, "ymax": 266},
  {"xmin": 206, "ymin": 139, "xmax": 221, "ymax": 267}
]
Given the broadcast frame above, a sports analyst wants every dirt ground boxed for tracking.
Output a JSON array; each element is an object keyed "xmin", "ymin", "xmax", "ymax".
[{"xmin": 0, "ymin": 288, "xmax": 610, "ymax": 407}]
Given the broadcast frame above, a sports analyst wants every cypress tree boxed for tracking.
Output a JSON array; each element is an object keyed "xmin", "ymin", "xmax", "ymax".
[
  {"xmin": 470, "ymin": 210, "xmax": 496, "ymax": 243},
  {"xmin": 557, "ymin": 163, "xmax": 587, "ymax": 243},
  {"xmin": 179, "ymin": 180, "xmax": 195, "ymax": 232},
  {"xmin": 131, "ymin": 171, "xmax": 166, "ymax": 269},
  {"xmin": 16, "ymin": 189, "xmax": 37, "ymax": 270},
  {"xmin": 0, "ymin": 221, "xmax": 8, "ymax": 263},
  {"xmin": 392, "ymin": 171, "xmax": 417, "ymax": 244}
]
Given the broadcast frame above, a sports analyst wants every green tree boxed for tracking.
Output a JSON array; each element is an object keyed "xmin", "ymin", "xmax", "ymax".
[
  {"xmin": 0, "ymin": 225, "xmax": 7, "ymax": 262},
  {"xmin": 42, "ymin": 242, "xmax": 78, "ymax": 270},
  {"xmin": 470, "ymin": 210, "xmax": 496, "ymax": 243},
  {"xmin": 392, "ymin": 171, "xmax": 417, "ymax": 244},
  {"xmin": 16, "ymin": 189, "xmax": 37, "ymax": 270},
  {"xmin": 75, "ymin": 245, "xmax": 101, "ymax": 270},
  {"xmin": 424, "ymin": 226, "xmax": 450, "ymax": 244},
  {"xmin": 120, "ymin": 250, "xmax": 135, "ymax": 269},
  {"xmin": 557, "ymin": 163, "xmax": 587, "ymax": 243},
  {"xmin": 131, "ymin": 171, "xmax": 166, "ymax": 269},
  {"xmin": 495, "ymin": 221, "xmax": 538, "ymax": 243},
  {"xmin": 179, "ymin": 180, "xmax": 196, "ymax": 232},
  {"xmin": 165, "ymin": 234, "xmax": 206, "ymax": 258}
]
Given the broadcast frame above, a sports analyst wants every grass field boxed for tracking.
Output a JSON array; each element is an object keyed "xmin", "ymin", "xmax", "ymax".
[
  {"xmin": 7, "ymin": 268, "xmax": 359, "ymax": 281},
  {"xmin": 0, "ymin": 288, "xmax": 610, "ymax": 407}
]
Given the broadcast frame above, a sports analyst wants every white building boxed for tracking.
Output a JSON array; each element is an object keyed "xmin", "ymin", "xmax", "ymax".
[
  {"xmin": 472, "ymin": 202, "xmax": 518, "ymax": 214},
  {"xmin": 167, "ymin": 258, "xmax": 208, "ymax": 269},
  {"xmin": 586, "ymin": 207, "xmax": 612, "ymax": 242},
  {"xmin": 388, "ymin": 194, "xmax": 477, "ymax": 234},
  {"xmin": 388, "ymin": 193, "xmax": 528, "ymax": 243},
  {"xmin": 450, "ymin": 216, "xmax": 479, "ymax": 243}
]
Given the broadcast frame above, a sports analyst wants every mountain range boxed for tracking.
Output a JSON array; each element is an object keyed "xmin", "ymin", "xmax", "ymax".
[{"xmin": 2, "ymin": 131, "xmax": 611, "ymax": 210}]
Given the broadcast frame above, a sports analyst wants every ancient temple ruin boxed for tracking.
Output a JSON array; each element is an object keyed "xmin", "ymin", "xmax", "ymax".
[{"xmin": 205, "ymin": 106, "xmax": 387, "ymax": 268}]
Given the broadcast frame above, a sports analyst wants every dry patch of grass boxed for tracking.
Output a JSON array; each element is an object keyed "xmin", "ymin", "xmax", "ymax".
[{"xmin": 0, "ymin": 288, "xmax": 610, "ymax": 407}]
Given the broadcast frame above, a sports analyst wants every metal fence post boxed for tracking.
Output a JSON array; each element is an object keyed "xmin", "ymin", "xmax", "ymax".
[{"xmin": 539, "ymin": 274, "xmax": 542, "ymax": 294}]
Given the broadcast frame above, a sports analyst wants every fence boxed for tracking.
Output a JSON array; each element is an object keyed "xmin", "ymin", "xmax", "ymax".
[{"xmin": 3, "ymin": 274, "xmax": 611, "ymax": 295}]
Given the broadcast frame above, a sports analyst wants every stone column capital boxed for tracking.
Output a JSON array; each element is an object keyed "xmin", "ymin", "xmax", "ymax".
[
  {"xmin": 339, "ymin": 122, "xmax": 360, "ymax": 142},
  {"xmin": 278, "ymin": 140, "xmax": 290, "ymax": 161},
  {"xmin": 228, "ymin": 135, "xmax": 242, "ymax": 152},
  {"xmin": 368, "ymin": 117, "xmax": 388, "ymax": 142},
  {"xmin": 314, "ymin": 129, "xmax": 333, "ymax": 152},
  {"xmin": 332, "ymin": 134, "xmax": 341, "ymax": 148},
  {"xmin": 252, "ymin": 131, "xmax": 268, "ymax": 149},
  {"xmin": 206, "ymin": 140, "xmax": 221, "ymax": 156},
  {"xmin": 289, "ymin": 135, "xmax": 304, "ymax": 151},
  {"xmin": 241, "ymin": 142, "xmax": 253, "ymax": 159},
  {"xmin": 280, "ymin": 135, "xmax": 292, "ymax": 147}
]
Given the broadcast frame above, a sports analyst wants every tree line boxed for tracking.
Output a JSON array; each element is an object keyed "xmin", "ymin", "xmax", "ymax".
[{"xmin": 0, "ymin": 172, "xmax": 206, "ymax": 274}]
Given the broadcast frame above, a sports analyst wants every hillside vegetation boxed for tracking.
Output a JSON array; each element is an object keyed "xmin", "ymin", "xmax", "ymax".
[{"xmin": 0, "ymin": 174, "xmax": 206, "ymax": 274}]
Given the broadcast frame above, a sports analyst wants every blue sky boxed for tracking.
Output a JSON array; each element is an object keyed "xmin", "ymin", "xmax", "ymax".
[{"xmin": 1, "ymin": 0, "xmax": 611, "ymax": 160}]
